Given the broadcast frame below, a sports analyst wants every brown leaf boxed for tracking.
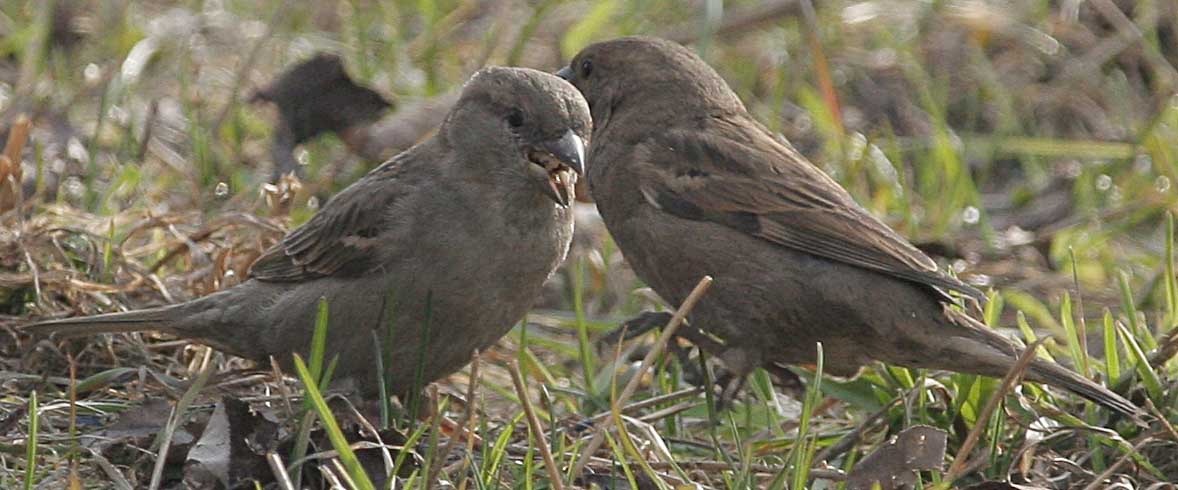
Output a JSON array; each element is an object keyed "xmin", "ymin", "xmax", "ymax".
[
  {"xmin": 847, "ymin": 425, "xmax": 948, "ymax": 490},
  {"xmin": 100, "ymin": 399, "xmax": 175, "ymax": 440},
  {"xmin": 184, "ymin": 397, "xmax": 278, "ymax": 488}
]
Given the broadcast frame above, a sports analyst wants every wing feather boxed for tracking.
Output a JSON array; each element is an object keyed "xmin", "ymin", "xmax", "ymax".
[
  {"xmin": 639, "ymin": 115, "xmax": 983, "ymax": 300},
  {"xmin": 249, "ymin": 157, "xmax": 410, "ymax": 282}
]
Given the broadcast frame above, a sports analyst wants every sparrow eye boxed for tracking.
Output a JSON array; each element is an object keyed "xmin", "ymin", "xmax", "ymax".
[
  {"xmin": 580, "ymin": 59, "xmax": 593, "ymax": 78},
  {"xmin": 506, "ymin": 109, "xmax": 524, "ymax": 128}
]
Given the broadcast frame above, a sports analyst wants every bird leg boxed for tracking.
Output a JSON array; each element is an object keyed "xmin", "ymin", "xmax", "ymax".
[
  {"xmin": 603, "ymin": 311, "xmax": 751, "ymax": 410},
  {"xmin": 711, "ymin": 368, "xmax": 745, "ymax": 411},
  {"xmin": 603, "ymin": 311, "xmax": 809, "ymax": 410}
]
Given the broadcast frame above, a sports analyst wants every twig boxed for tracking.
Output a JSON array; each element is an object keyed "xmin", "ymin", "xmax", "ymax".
[
  {"xmin": 570, "ymin": 275, "xmax": 714, "ymax": 478},
  {"xmin": 337, "ymin": 396, "xmax": 394, "ymax": 481},
  {"xmin": 945, "ymin": 337, "xmax": 1049, "ymax": 480},
  {"xmin": 1080, "ymin": 435, "xmax": 1153, "ymax": 490},
  {"xmin": 87, "ymin": 448, "xmax": 134, "ymax": 490},
  {"xmin": 423, "ymin": 386, "xmax": 444, "ymax": 490},
  {"xmin": 638, "ymin": 400, "xmax": 702, "ymax": 424},
  {"xmin": 66, "ymin": 353, "xmax": 79, "ymax": 483},
  {"xmin": 509, "ymin": 360, "xmax": 565, "ymax": 490},
  {"xmin": 149, "ymin": 347, "xmax": 214, "ymax": 490},
  {"xmin": 1145, "ymin": 399, "xmax": 1178, "ymax": 443},
  {"xmin": 583, "ymin": 386, "xmax": 704, "ymax": 424},
  {"xmin": 427, "ymin": 351, "xmax": 481, "ymax": 485},
  {"xmin": 645, "ymin": 461, "xmax": 846, "ymax": 481},
  {"xmin": 268, "ymin": 356, "xmax": 296, "ymax": 417},
  {"xmin": 1148, "ymin": 327, "xmax": 1178, "ymax": 369},
  {"xmin": 814, "ymin": 397, "xmax": 903, "ymax": 464},
  {"xmin": 267, "ymin": 452, "xmax": 296, "ymax": 490}
]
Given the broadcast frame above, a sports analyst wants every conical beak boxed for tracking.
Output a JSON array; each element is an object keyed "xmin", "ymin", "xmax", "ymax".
[
  {"xmin": 541, "ymin": 129, "xmax": 585, "ymax": 176},
  {"xmin": 527, "ymin": 130, "xmax": 586, "ymax": 207}
]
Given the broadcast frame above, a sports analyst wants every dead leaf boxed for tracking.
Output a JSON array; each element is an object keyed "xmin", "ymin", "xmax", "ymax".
[
  {"xmin": 97, "ymin": 398, "xmax": 202, "ymax": 472},
  {"xmin": 100, "ymin": 398, "xmax": 175, "ymax": 440},
  {"xmin": 847, "ymin": 425, "xmax": 948, "ymax": 490},
  {"xmin": 184, "ymin": 397, "xmax": 277, "ymax": 488}
]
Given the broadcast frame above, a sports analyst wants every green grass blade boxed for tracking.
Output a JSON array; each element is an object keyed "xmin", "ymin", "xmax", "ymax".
[
  {"xmin": 392, "ymin": 416, "xmax": 432, "ymax": 479},
  {"xmin": 23, "ymin": 391, "xmax": 37, "ymax": 490},
  {"xmin": 1016, "ymin": 311, "xmax": 1055, "ymax": 362},
  {"xmin": 291, "ymin": 353, "xmax": 375, "ymax": 490},
  {"xmin": 1115, "ymin": 323, "xmax": 1164, "ymax": 403},
  {"xmin": 482, "ymin": 412, "xmax": 523, "ymax": 486},
  {"xmin": 1102, "ymin": 309, "xmax": 1121, "ymax": 382},
  {"xmin": 573, "ymin": 259, "xmax": 596, "ymax": 397},
  {"xmin": 1059, "ymin": 293, "xmax": 1089, "ymax": 377},
  {"xmin": 1117, "ymin": 272, "xmax": 1154, "ymax": 349},
  {"xmin": 310, "ymin": 296, "xmax": 330, "ymax": 385},
  {"xmin": 1165, "ymin": 212, "xmax": 1176, "ymax": 329},
  {"xmin": 791, "ymin": 342, "xmax": 823, "ymax": 490},
  {"xmin": 602, "ymin": 431, "xmax": 639, "ymax": 489}
]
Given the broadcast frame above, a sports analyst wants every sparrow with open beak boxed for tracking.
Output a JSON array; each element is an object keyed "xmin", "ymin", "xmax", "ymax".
[{"xmin": 23, "ymin": 67, "xmax": 593, "ymax": 401}]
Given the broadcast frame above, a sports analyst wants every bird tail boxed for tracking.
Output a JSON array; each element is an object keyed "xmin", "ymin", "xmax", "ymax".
[
  {"xmin": 1024, "ymin": 356, "xmax": 1141, "ymax": 419},
  {"xmin": 22, "ymin": 304, "xmax": 185, "ymax": 338},
  {"xmin": 941, "ymin": 307, "xmax": 1142, "ymax": 420}
]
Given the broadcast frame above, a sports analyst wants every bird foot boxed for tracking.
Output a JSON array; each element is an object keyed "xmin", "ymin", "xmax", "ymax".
[{"xmin": 712, "ymin": 368, "xmax": 746, "ymax": 412}]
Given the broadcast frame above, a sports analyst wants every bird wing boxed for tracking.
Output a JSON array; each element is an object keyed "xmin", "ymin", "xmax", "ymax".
[
  {"xmin": 249, "ymin": 157, "xmax": 410, "ymax": 282},
  {"xmin": 635, "ymin": 114, "xmax": 984, "ymax": 300}
]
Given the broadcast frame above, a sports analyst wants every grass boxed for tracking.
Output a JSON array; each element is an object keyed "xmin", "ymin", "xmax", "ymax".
[
  {"xmin": 22, "ymin": 391, "xmax": 37, "ymax": 490},
  {"xmin": 2, "ymin": 0, "xmax": 1177, "ymax": 488},
  {"xmin": 293, "ymin": 353, "xmax": 375, "ymax": 490}
]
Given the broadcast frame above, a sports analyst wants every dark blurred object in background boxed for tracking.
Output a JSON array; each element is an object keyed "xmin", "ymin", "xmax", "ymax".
[{"xmin": 251, "ymin": 53, "xmax": 392, "ymax": 180}]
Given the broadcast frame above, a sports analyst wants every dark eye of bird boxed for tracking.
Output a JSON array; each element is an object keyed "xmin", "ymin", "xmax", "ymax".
[
  {"xmin": 506, "ymin": 108, "xmax": 524, "ymax": 128},
  {"xmin": 580, "ymin": 59, "xmax": 593, "ymax": 78}
]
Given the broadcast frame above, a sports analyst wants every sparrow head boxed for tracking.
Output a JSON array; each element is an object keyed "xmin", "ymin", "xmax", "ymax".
[
  {"xmin": 558, "ymin": 36, "xmax": 744, "ymax": 131},
  {"xmin": 446, "ymin": 66, "xmax": 591, "ymax": 207}
]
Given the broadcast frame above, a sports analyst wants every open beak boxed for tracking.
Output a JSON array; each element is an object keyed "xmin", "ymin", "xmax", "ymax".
[{"xmin": 527, "ymin": 129, "xmax": 585, "ymax": 207}]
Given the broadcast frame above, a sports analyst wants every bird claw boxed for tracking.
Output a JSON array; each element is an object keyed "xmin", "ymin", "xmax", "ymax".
[{"xmin": 706, "ymin": 363, "xmax": 807, "ymax": 411}]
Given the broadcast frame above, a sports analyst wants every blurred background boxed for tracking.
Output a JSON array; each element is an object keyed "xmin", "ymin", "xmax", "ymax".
[{"xmin": 1, "ymin": 0, "xmax": 1177, "ymax": 488}]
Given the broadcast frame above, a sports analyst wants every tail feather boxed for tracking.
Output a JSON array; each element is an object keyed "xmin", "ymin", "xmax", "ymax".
[
  {"xmin": 1025, "ymin": 357, "xmax": 1141, "ymax": 419},
  {"xmin": 22, "ymin": 306, "xmax": 182, "ymax": 338},
  {"xmin": 941, "ymin": 307, "xmax": 1143, "ymax": 420}
]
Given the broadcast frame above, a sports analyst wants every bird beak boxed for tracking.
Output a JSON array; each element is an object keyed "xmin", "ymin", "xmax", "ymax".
[
  {"xmin": 556, "ymin": 65, "xmax": 574, "ymax": 81},
  {"xmin": 542, "ymin": 129, "xmax": 585, "ymax": 176},
  {"xmin": 527, "ymin": 129, "xmax": 585, "ymax": 207}
]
